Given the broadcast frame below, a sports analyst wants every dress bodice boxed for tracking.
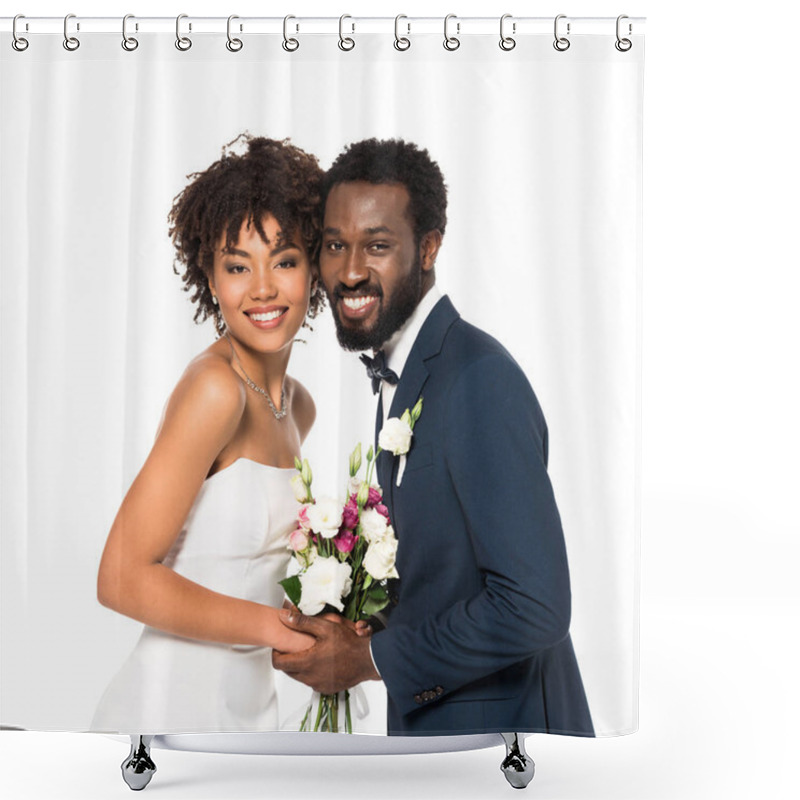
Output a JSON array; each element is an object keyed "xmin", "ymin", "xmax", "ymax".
[{"xmin": 162, "ymin": 458, "xmax": 298, "ymax": 608}]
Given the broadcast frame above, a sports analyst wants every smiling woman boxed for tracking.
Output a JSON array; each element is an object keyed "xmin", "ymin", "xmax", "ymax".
[
  {"xmin": 89, "ymin": 135, "xmax": 336, "ymax": 737},
  {"xmin": 209, "ymin": 214, "xmax": 314, "ymax": 403}
]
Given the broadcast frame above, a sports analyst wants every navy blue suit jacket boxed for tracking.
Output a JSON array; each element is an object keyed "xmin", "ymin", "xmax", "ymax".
[{"xmin": 370, "ymin": 296, "xmax": 594, "ymax": 736}]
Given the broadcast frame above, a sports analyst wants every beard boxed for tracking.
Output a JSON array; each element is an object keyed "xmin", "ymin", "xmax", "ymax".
[{"xmin": 329, "ymin": 256, "xmax": 423, "ymax": 352}]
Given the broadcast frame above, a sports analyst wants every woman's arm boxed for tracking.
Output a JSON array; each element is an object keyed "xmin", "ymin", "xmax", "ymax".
[{"xmin": 96, "ymin": 357, "xmax": 312, "ymax": 653}]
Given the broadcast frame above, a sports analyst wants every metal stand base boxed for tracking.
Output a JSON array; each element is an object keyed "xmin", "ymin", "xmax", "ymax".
[
  {"xmin": 500, "ymin": 733, "xmax": 535, "ymax": 789},
  {"xmin": 121, "ymin": 735, "xmax": 156, "ymax": 791}
]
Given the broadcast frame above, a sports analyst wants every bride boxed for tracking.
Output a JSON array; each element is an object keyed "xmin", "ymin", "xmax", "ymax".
[{"xmin": 92, "ymin": 135, "xmax": 327, "ymax": 734}]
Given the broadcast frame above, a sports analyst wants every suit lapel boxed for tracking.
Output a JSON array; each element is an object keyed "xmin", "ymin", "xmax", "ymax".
[{"xmin": 377, "ymin": 295, "xmax": 460, "ymax": 510}]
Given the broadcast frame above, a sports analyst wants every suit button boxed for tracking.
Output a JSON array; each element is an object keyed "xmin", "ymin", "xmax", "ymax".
[
  {"xmin": 435, "ymin": 686, "xmax": 444, "ymax": 696},
  {"xmin": 425, "ymin": 691, "xmax": 434, "ymax": 701},
  {"xmin": 414, "ymin": 694, "xmax": 423, "ymax": 705}
]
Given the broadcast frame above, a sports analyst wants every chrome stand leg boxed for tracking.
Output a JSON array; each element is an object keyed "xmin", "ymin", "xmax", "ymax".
[
  {"xmin": 121, "ymin": 735, "xmax": 157, "ymax": 791},
  {"xmin": 500, "ymin": 732, "xmax": 535, "ymax": 789}
]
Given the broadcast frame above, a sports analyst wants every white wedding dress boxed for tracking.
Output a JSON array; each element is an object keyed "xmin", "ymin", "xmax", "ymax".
[{"xmin": 91, "ymin": 459, "xmax": 298, "ymax": 734}]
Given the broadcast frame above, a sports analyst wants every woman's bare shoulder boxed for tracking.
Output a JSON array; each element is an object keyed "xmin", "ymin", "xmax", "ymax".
[{"xmin": 165, "ymin": 346, "xmax": 247, "ymax": 433}]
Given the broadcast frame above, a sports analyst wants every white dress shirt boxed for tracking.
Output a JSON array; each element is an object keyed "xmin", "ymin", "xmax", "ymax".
[
  {"xmin": 379, "ymin": 285, "xmax": 443, "ymax": 425},
  {"xmin": 366, "ymin": 285, "xmax": 442, "ymax": 679}
]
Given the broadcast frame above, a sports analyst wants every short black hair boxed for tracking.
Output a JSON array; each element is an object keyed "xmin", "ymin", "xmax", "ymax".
[
  {"xmin": 322, "ymin": 138, "xmax": 447, "ymax": 244},
  {"xmin": 169, "ymin": 133, "xmax": 325, "ymax": 336}
]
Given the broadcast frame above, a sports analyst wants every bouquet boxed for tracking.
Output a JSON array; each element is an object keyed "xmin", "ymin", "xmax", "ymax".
[{"xmin": 280, "ymin": 398, "xmax": 423, "ymax": 732}]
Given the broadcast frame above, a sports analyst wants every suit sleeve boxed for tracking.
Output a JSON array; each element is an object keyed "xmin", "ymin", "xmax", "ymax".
[{"xmin": 370, "ymin": 354, "xmax": 572, "ymax": 717}]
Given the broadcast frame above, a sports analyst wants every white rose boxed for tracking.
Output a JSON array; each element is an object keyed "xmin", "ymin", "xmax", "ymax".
[
  {"xmin": 347, "ymin": 476, "xmax": 364, "ymax": 498},
  {"xmin": 363, "ymin": 537, "xmax": 399, "ymax": 581},
  {"xmin": 378, "ymin": 417, "xmax": 413, "ymax": 456},
  {"xmin": 298, "ymin": 556, "xmax": 353, "ymax": 615},
  {"xmin": 305, "ymin": 497, "xmax": 343, "ymax": 539},
  {"xmin": 359, "ymin": 507, "xmax": 389, "ymax": 544},
  {"xmin": 290, "ymin": 474, "xmax": 309, "ymax": 503}
]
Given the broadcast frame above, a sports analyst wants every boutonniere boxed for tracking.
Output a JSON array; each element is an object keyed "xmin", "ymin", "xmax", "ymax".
[{"xmin": 378, "ymin": 397, "xmax": 424, "ymax": 487}]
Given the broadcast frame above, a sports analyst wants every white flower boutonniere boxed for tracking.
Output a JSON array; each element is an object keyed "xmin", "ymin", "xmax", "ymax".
[{"xmin": 378, "ymin": 398, "xmax": 424, "ymax": 487}]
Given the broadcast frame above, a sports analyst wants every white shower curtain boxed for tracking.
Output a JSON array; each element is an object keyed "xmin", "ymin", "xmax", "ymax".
[{"xmin": 0, "ymin": 18, "xmax": 643, "ymax": 737}]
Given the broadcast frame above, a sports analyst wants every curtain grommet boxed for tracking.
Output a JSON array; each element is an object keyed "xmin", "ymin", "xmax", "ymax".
[
  {"xmin": 499, "ymin": 14, "xmax": 516, "ymax": 51},
  {"xmin": 226, "ymin": 15, "xmax": 243, "ymax": 52},
  {"xmin": 615, "ymin": 15, "xmax": 632, "ymax": 52},
  {"xmin": 12, "ymin": 15, "xmax": 29, "ymax": 51},
  {"xmin": 121, "ymin": 14, "xmax": 139, "ymax": 52},
  {"xmin": 553, "ymin": 14, "xmax": 570, "ymax": 52},
  {"xmin": 63, "ymin": 14, "xmax": 80, "ymax": 52},
  {"xmin": 282, "ymin": 15, "xmax": 299, "ymax": 52},
  {"xmin": 443, "ymin": 14, "xmax": 460, "ymax": 51},
  {"xmin": 394, "ymin": 15, "xmax": 411, "ymax": 51},
  {"xmin": 175, "ymin": 14, "xmax": 192, "ymax": 51}
]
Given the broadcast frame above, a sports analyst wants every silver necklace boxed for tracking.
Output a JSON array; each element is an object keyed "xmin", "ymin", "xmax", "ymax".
[{"xmin": 225, "ymin": 334, "xmax": 287, "ymax": 421}]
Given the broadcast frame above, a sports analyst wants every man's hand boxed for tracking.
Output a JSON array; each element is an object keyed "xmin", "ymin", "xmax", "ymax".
[{"xmin": 272, "ymin": 608, "xmax": 380, "ymax": 695}]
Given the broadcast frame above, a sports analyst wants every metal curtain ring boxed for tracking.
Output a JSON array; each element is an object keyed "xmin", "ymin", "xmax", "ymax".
[
  {"xmin": 338, "ymin": 15, "xmax": 355, "ymax": 51},
  {"xmin": 176, "ymin": 14, "xmax": 192, "ymax": 51},
  {"xmin": 283, "ymin": 15, "xmax": 299, "ymax": 51},
  {"xmin": 553, "ymin": 14, "xmax": 570, "ymax": 52},
  {"xmin": 615, "ymin": 15, "xmax": 632, "ymax": 52},
  {"xmin": 227, "ymin": 15, "xmax": 243, "ymax": 52},
  {"xmin": 122, "ymin": 14, "xmax": 138, "ymax": 51},
  {"xmin": 12, "ymin": 15, "xmax": 29, "ymax": 51},
  {"xmin": 63, "ymin": 13, "xmax": 80, "ymax": 51},
  {"xmin": 499, "ymin": 14, "xmax": 516, "ymax": 51},
  {"xmin": 443, "ymin": 14, "xmax": 460, "ymax": 51},
  {"xmin": 394, "ymin": 15, "xmax": 411, "ymax": 51}
]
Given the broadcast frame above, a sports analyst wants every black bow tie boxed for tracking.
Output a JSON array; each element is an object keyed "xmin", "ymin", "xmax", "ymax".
[{"xmin": 360, "ymin": 351, "xmax": 399, "ymax": 395}]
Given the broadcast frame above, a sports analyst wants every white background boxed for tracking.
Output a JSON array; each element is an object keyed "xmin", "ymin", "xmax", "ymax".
[{"xmin": 1, "ymin": 1, "xmax": 798, "ymax": 799}]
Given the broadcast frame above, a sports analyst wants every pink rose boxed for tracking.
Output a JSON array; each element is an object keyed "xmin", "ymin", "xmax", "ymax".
[
  {"xmin": 342, "ymin": 496, "xmax": 359, "ymax": 530},
  {"xmin": 289, "ymin": 529, "xmax": 310, "ymax": 552},
  {"xmin": 375, "ymin": 503, "xmax": 390, "ymax": 520},
  {"xmin": 334, "ymin": 528, "xmax": 358, "ymax": 554},
  {"xmin": 298, "ymin": 505, "xmax": 311, "ymax": 531},
  {"xmin": 366, "ymin": 487, "xmax": 383, "ymax": 508}
]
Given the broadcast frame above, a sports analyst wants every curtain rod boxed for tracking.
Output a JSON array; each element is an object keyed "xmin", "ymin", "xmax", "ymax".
[{"xmin": 2, "ymin": 16, "xmax": 646, "ymax": 36}]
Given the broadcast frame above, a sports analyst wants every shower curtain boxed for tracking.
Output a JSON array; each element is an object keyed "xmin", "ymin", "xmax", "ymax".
[{"xmin": 0, "ymin": 16, "xmax": 643, "ymax": 739}]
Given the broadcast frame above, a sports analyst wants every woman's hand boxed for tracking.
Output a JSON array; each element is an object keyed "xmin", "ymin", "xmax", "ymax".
[{"xmin": 272, "ymin": 608, "xmax": 372, "ymax": 653}]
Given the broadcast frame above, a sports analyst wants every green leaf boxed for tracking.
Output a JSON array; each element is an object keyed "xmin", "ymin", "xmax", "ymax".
[
  {"xmin": 361, "ymin": 594, "xmax": 390, "ymax": 618},
  {"xmin": 359, "ymin": 582, "xmax": 389, "ymax": 618},
  {"xmin": 279, "ymin": 575, "xmax": 302, "ymax": 607},
  {"xmin": 343, "ymin": 592, "xmax": 359, "ymax": 621}
]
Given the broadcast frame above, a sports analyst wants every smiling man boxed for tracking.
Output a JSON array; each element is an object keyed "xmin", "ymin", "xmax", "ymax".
[{"xmin": 273, "ymin": 138, "xmax": 594, "ymax": 738}]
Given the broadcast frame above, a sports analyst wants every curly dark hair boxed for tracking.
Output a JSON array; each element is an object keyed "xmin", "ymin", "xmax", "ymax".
[
  {"xmin": 169, "ymin": 133, "xmax": 326, "ymax": 336},
  {"xmin": 321, "ymin": 138, "xmax": 448, "ymax": 245}
]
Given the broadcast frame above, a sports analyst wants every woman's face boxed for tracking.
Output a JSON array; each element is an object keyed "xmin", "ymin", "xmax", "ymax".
[{"xmin": 209, "ymin": 214, "xmax": 313, "ymax": 355}]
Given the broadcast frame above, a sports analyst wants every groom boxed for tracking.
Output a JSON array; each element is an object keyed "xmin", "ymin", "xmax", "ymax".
[{"xmin": 274, "ymin": 139, "xmax": 593, "ymax": 736}]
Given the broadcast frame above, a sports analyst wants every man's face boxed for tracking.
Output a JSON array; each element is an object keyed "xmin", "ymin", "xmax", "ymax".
[{"xmin": 320, "ymin": 181, "xmax": 436, "ymax": 352}]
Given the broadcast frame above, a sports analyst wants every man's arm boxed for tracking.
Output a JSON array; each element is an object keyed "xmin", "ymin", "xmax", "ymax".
[{"xmin": 370, "ymin": 353, "xmax": 572, "ymax": 717}]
